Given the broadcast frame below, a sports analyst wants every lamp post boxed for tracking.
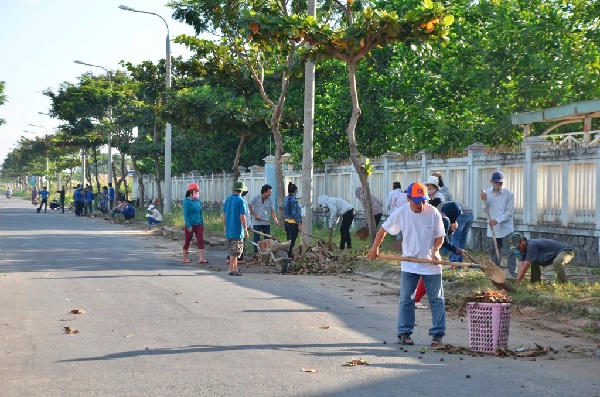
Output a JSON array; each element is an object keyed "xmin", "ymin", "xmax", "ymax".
[
  {"xmin": 74, "ymin": 60, "xmax": 113, "ymax": 196},
  {"xmin": 119, "ymin": 4, "xmax": 172, "ymax": 214},
  {"xmin": 27, "ymin": 124, "xmax": 49, "ymax": 189},
  {"xmin": 39, "ymin": 112, "xmax": 62, "ymax": 189}
]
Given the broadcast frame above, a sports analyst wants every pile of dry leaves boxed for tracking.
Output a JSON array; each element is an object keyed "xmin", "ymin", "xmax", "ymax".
[
  {"xmin": 458, "ymin": 290, "xmax": 512, "ymax": 317},
  {"xmin": 293, "ymin": 242, "xmax": 348, "ymax": 275}
]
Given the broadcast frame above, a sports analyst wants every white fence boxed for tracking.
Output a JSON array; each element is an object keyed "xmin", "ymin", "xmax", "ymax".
[{"xmin": 134, "ymin": 137, "xmax": 600, "ymax": 265}]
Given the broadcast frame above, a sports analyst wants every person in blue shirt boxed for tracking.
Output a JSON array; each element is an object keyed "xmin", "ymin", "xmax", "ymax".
[
  {"xmin": 223, "ymin": 180, "xmax": 249, "ymax": 276},
  {"xmin": 108, "ymin": 183, "xmax": 115, "ymax": 210},
  {"xmin": 73, "ymin": 185, "xmax": 84, "ymax": 216},
  {"xmin": 100, "ymin": 186, "xmax": 109, "ymax": 214},
  {"xmin": 283, "ymin": 182, "xmax": 302, "ymax": 265},
  {"xmin": 38, "ymin": 186, "xmax": 50, "ymax": 213},
  {"xmin": 121, "ymin": 200, "xmax": 135, "ymax": 221},
  {"xmin": 85, "ymin": 185, "xmax": 93, "ymax": 215},
  {"xmin": 182, "ymin": 183, "xmax": 207, "ymax": 264}
]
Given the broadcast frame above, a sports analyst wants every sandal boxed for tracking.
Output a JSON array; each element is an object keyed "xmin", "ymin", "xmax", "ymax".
[
  {"xmin": 398, "ymin": 333, "xmax": 414, "ymax": 345},
  {"xmin": 228, "ymin": 271, "xmax": 242, "ymax": 276},
  {"xmin": 181, "ymin": 259, "xmax": 191, "ymax": 263},
  {"xmin": 198, "ymin": 259, "xmax": 209, "ymax": 264},
  {"xmin": 430, "ymin": 334, "xmax": 444, "ymax": 347}
]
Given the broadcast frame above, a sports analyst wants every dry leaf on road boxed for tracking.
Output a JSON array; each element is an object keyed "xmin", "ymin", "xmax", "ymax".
[
  {"xmin": 301, "ymin": 368, "xmax": 319, "ymax": 373},
  {"xmin": 69, "ymin": 309, "xmax": 86, "ymax": 314},
  {"xmin": 342, "ymin": 358, "xmax": 369, "ymax": 366},
  {"xmin": 64, "ymin": 327, "xmax": 79, "ymax": 334}
]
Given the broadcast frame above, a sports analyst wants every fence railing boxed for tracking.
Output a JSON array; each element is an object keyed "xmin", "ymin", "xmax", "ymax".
[{"xmin": 133, "ymin": 137, "xmax": 600, "ymax": 266}]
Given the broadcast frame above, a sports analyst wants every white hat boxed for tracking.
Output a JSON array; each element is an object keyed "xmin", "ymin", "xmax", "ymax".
[
  {"xmin": 425, "ymin": 175, "xmax": 440, "ymax": 189},
  {"xmin": 148, "ymin": 204, "xmax": 155, "ymax": 210}
]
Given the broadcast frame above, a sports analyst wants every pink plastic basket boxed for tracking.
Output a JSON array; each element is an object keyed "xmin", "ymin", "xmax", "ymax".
[{"xmin": 466, "ymin": 302, "xmax": 512, "ymax": 354}]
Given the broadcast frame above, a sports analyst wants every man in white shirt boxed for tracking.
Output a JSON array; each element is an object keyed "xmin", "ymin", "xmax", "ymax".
[
  {"xmin": 480, "ymin": 171, "xmax": 517, "ymax": 278},
  {"xmin": 386, "ymin": 182, "xmax": 407, "ymax": 214},
  {"xmin": 248, "ymin": 184, "xmax": 279, "ymax": 253},
  {"xmin": 317, "ymin": 194, "xmax": 354, "ymax": 250},
  {"xmin": 368, "ymin": 182, "xmax": 446, "ymax": 347}
]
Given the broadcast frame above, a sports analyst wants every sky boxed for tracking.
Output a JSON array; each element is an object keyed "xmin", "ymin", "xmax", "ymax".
[{"xmin": 0, "ymin": 0, "xmax": 198, "ymax": 165}]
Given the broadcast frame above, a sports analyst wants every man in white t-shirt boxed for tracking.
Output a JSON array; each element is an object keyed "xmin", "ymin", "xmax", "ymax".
[{"xmin": 368, "ymin": 182, "xmax": 446, "ymax": 347}]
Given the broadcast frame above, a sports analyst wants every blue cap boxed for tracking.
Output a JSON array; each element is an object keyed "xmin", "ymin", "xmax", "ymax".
[{"xmin": 492, "ymin": 171, "xmax": 504, "ymax": 183}]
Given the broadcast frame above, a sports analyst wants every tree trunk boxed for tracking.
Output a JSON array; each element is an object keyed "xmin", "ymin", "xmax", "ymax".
[
  {"xmin": 271, "ymin": 118, "xmax": 285, "ymax": 220},
  {"xmin": 130, "ymin": 157, "xmax": 145, "ymax": 206},
  {"xmin": 114, "ymin": 156, "xmax": 123, "ymax": 204},
  {"xmin": 346, "ymin": 61, "xmax": 376, "ymax": 244},
  {"xmin": 92, "ymin": 146, "xmax": 100, "ymax": 193},
  {"xmin": 232, "ymin": 132, "xmax": 246, "ymax": 181},
  {"xmin": 270, "ymin": 52, "xmax": 293, "ymax": 220}
]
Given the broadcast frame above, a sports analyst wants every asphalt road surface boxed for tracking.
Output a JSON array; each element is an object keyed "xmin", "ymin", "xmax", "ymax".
[{"xmin": 1, "ymin": 197, "xmax": 598, "ymax": 396}]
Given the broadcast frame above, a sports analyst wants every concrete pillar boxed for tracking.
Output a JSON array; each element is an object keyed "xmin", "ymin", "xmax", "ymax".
[
  {"xmin": 264, "ymin": 155, "xmax": 277, "ymax": 207},
  {"xmin": 419, "ymin": 149, "xmax": 432, "ymax": 181},
  {"xmin": 522, "ymin": 136, "xmax": 551, "ymax": 226},
  {"xmin": 466, "ymin": 143, "xmax": 487, "ymax": 219},
  {"xmin": 323, "ymin": 158, "xmax": 334, "ymax": 198}
]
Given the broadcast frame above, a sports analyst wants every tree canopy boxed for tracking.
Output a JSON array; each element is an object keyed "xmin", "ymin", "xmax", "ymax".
[{"xmin": 4, "ymin": 0, "xmax": 600, "ymax": 189}]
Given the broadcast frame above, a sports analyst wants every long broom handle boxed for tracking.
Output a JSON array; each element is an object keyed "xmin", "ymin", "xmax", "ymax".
[
  {"xmin": 376, "ymin": 253, "xmax": 484, "ymax": 269},
  {"xmin": 248, "ymin": 228, "xmax": 280, "ymax": 242},
  {"xmin": 263, "ymin": 219, "xmax": 325, "ymax": 242}
]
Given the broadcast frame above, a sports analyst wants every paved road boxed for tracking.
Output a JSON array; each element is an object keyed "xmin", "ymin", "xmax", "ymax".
[{"xmin": 1, "ymin": 197, "xmax": 598, "ymax": 396}]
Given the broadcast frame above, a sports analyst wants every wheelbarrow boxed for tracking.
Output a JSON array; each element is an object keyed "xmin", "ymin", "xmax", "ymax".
[{"xmin": 249, "ymin": 228, "xmax": 292, "ymax": 273}]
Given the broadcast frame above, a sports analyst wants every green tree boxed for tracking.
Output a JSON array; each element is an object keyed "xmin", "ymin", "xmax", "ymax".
[
  {"xmin": 170, "ymin": 0, "xmax": 305, "ymax": 215},
  {"xmin": 44, "ymin": 70, "xmax": 144, "ymax": 200},
  {"xmin": 0, "ymin": 81, "xmax": 6, "ymax": 126},
  {"xmin": 242, "ymin": 0, "xmax": 452, "ymax": 240}
]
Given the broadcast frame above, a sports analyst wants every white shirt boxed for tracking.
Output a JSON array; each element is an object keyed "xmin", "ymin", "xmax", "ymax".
[
  {"xmin": 382, "ymin": 203, "xmax": 445, "ymax": 275},
  {"xmin": 146, "ymin": 208, "xmax": 162, "ymax": 221},
  {"xmin": 317, "ymin": 195, "xmax": 353, "ymax": 229},
  {"xmin": 248, "ymin": 194, "xmax": 275, "ymax": 226},
  {"xmin": 482, "ymin": 187, "xmax": 514, "ymax": 238},
  {"xmin": 386, "ymin": 189, "xmax": 407, "ymax": 213},
  {"xmin": 429, "ymin": 191, "xmax": 446, "ymax": 202}
]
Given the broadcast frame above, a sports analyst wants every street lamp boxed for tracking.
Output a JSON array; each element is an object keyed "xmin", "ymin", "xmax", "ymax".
[
  {"xmin": 74, "ymin": 60, "xmax": 113, "ymax": 194},
  {"xmin": 38, "ymin": 112, "xmax": 63, "ymax": 188},
  {"xmin": 28, "ymin": 124, "xmax": 49, "ymax": 189},
  {"xmin": 119, "ymin": 4, "xmax": 172, "ymax": 214}
]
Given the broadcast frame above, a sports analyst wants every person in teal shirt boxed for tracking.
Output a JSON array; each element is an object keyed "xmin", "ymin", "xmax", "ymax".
[
  {"xmin": 223, "ymin": 180, "xmax": 249, "ymax": 276},
  {"xmin": 182, "ymin": 183, "xmax": 207, "ymax": 264}
]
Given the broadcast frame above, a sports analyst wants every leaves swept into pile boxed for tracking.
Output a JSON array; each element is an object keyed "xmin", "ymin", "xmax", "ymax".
[
  {"xmin": 293, "ymin": 242, "xmax": 353, "ymax": 275},
  {"xmin": 458, "ymin": 290, "xmax": 511, "ymax": 317},
  {"xmin": 497, "ymin": 343, "xmax": 549, "ymax": 358},
  {"xmin": 466, "ymin": 290, "xmax": 511, "ymax": 304}
]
